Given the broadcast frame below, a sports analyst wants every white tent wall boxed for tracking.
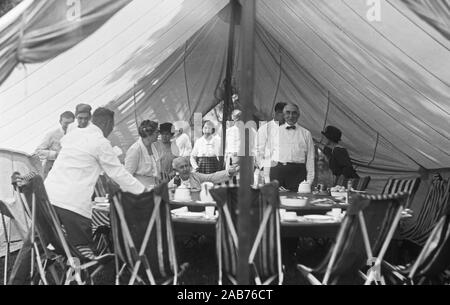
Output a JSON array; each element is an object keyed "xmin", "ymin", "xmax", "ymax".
[
  {"xmin": 256, "ymin": 0, "xmax": 450, "ymax": 172},
  {"xmin": 0, "ymin": 0, "xmax": 228, "ymax": 153},
  {"xmin": 107, "ymin": 6, "xmax": 236, "ymax": 152}
]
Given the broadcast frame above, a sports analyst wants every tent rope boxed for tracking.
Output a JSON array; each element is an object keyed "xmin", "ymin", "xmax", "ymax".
[
  {"xmin": 322, "ymin": 91, "xmax": 331, "ymax": 131},
  {"xmin": 132, "ymin": 83, "xmax": 139, "ymax": 130},
  {"xmin": 183, "ymin": 41, "xmax": 192, "ymax": 115},
  {"xmin": 367, "ymin": 132, "xmax": 379, "ymax": 168},
  {"xmin": 270, "ymin": 43, "xmax": 282, "ymax": 113}
]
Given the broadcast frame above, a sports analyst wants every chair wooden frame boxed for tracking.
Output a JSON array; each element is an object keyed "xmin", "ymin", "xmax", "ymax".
[
  {"xmin": 11, "ymin": 177, "xmax": 108, "ymax": 285},
  {"xmin": 111, "ymin": 186, "xmax": 185, "ymax": 285},
  {"xmin": 297, "ymin": 192, "xmax": 408, "ymax": 285}
]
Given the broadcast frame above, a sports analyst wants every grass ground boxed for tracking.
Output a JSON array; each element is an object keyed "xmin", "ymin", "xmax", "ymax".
[
  {"xmin": 0, "ymin": 237, "xmax": 421, "ymax": 285},
  {"xmin": 0, "ymin": 237, "xmax": 347, "ymax": 285}
]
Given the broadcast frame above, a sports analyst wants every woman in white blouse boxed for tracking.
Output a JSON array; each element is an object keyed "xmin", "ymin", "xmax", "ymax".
[
  {"xmin": 190, "ymin": 120, "xmax": 222, "ymax": 174},
  {"xmin": 125, "ymin": 120, "xmax": 160, "ymax": 186}
]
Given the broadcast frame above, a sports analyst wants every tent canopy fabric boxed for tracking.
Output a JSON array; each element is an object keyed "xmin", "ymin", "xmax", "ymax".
[
  {"xmin": 0, "ymin": 0, "xmax": 132, "ymax": 85},
  {"xmin": 0, "ymin": 0, "xmax": 449, "ymax": 192}
]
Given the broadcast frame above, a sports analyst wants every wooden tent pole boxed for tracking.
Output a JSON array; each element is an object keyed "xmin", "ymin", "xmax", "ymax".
[
  {"xmin": 222, "ymin": 0, "xmax": 237, "ymax": 161},
  {"xmin": 237, "ymin": 0, "xmax": 255, "ymax": 285}
]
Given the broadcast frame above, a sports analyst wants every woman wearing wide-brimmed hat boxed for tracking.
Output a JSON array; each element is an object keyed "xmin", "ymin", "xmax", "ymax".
[{"xmin": 318, "ymin": 125, "xmax": 359, "ymax": 182}]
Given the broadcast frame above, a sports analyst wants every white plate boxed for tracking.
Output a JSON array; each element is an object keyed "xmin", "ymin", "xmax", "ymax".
[
  {"xmin": 172, "ymin": 198, "xmax": 193, "ymax": 203},
  {"xmin": 303, "ymin": 214, "xmax": 335, "ymax": 221},
  {"xmin": 195, "ymin": 200, "xmax": 216, "ymax": 204},
  {"xmin": 173, "ymin": 211, "xmax": 206, "ymax": 218},
  {"xmin": 281, "ymin": 198, "xmax": 308, "ymax": 207}
]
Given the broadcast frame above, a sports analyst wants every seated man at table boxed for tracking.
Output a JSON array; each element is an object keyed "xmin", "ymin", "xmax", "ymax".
[
  {"xmin": 168, "ymin": 157, "xmax": 239, "ymax": 189},
  {"xmin": 45, "ymin": 107, "xmax": 148, "ymax": 260}
]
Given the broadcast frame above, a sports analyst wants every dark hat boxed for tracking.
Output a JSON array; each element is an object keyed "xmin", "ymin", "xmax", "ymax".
[
  {"xmin": 159, "ymin": 122, "xmax": 174, "ymax": 134},
  {"xmin": 321, "ymin": 125, "xmax": 342, "ymax": 143},
  {"xmin": 75, "ymin": 103, "xmax": 92, "ymax": 116}
]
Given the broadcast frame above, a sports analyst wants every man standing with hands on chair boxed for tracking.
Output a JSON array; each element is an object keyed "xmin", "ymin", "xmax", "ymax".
[
  {"xmin": 270, "ymin": 103, "xmax": 315, "ymax": 191},
  {"xmin": 45, "ymin": 107, "xmax": 148, "ymax": 260}
]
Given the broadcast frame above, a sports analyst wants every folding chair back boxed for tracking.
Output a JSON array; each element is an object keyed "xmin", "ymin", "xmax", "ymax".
[
  {"xmin": 17, "ymin": 175, "xmax": 79, "ymax": 257},
  {"xmin": 309, "ymin": 199, "xmax": 369, "ymax": 283},
  {"xmin": 249, "ymin": 181, "xmax": 283, "ymax": 285},
  {"xmin": 382, "ymin": 177, "xmax": 421, "ymax": 207},
  {"xmin": 361, "ymin": 193, "xmax": 409, "ymax": 257},
  {"xmin": 210, "ymin": 182, "xmax": 283, "ymax": 285},
  {"xmin": 110, "ymin": 183, "xmax": 178, "ymax": 284},
  {"xmin": 9, "ymin": 174, "xmax": 87, "ymax": 285},
  {"xmin": 210, "ymin": 185, "xmax": 239, "ymax": 284},
  {"xmin": 334, "ymin": 176, "xmax": 371, "ymax": 191},
  {"xmin": 309, "ymin": 193, "xmax": 407, "ymax": 283},
  {"xmin": 409, "ymin": 195, "xmax": 450, "ymax": 280},
  {"xmin": 400, "ymin": 177, "xmax": 450, "ymax": 246},
  {"xmin": 355, "ymin": 176, "xmax": 371, "ymax": 191}
]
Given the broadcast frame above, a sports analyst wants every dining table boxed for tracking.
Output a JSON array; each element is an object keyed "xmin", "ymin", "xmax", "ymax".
[{"xmin": 91, "ymin": 189, "xmax": 351, "ymax": 239}]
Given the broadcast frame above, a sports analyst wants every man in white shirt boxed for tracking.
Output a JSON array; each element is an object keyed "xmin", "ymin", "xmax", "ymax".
[
  {"xmin": 34, "ymin": 111, "xmax": 75, "ymax": 178},
  {"xmin": 45, "ymin": 107, "xmax": 146, "ymax": 259},
  {"xmin": 270, "ymin": 103, "xmax": 315, "ymax": 191},
  {"xmin": 225, "ymin": 109, "xmax": 257, "ymax": 175},
  {"xmin": 256, "ymin": 102, "xmax": 286, "ymax": 182},
  {"xmin": 225, "ymin": 109, "xmax": 242, "ymax": 170},
  {"xmin": 173, "ymin": 122, "xmax": 192, "ymax": 157}
]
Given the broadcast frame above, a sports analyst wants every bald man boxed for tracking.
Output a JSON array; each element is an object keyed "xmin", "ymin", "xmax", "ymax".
[
  {"xmin": 270, "ymin": 103, "xmax": 315, "ymax": 191},
  {"xmin": 169, "ymin": 157, "xmax": 238, "ymax": 189}
]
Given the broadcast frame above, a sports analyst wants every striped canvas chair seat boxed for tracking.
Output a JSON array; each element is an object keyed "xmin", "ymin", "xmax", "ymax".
[
  {"xmin": 400, "ymin": 177, "xmax": 450, "ymax": 246},
  {"xmin": 382, "ymin": 177, "xmax": 421, "ymax": 208},
  {"xmin": 110, "ymin": 183, "xmax": 184, "ymax": 285}
]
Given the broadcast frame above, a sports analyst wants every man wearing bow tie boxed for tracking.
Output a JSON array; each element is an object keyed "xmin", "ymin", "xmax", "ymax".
[{"xmin": 270, "ymin": 103, "xmax": 315, "ymax": 191}]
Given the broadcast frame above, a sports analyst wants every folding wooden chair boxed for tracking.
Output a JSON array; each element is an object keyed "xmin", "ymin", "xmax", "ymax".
[
  {"xmin": 110, "ymin": 183, "xmax": 187, "ymax": 285},
  {"xmin": 248, "ymin": 181, "xmax": 284, "ymax": 285},
  {"xmin": 382, "ymin": 194, "xmax": 450, "ymax": 285},
  {"xmin": 9, "ymin": 174, "xmax": 111, "ymax": 285},
  {"xmin": 210, "ymin": 182, "xmax": 284, "ymax": 285},
  {"xmin": 297, "ymin": 192, "xmax": 408, "ymax": 285},
  {"xmin": 399, "ymin": 176, "xmax": 449, "ymax": 246},
  {"xmin": 357, "ymin": 192, "xmax": 409, "ymax": 285},
  {"xmin": 0, "ymin": 200, "xmax": 27, "ymax": 285},
  {"xmin": 209, "ymin": 185, "xmax": 239, "ymax": 285}
]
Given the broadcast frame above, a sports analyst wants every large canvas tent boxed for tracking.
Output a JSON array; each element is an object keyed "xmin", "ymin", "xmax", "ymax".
[{"xmin": 0, "ymin": 0, "xmax": 449, "ymax": 194}]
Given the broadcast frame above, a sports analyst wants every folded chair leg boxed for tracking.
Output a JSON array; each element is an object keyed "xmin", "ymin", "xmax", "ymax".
[
  {"xmin": 297, "ymin": 265, "xmax": 322, "ymax": 285},
  {"xmin": 1, "ymin": 214, "xmax": 9, "ymax": 285},
  {"xmin": 116, "ymin": 264, "xmax": 126, "ymax": 285},
  {"xmin": 33, "ymin": 243, "xmax": 48, "ymax": 285},
  {"xmin": 49, "ymin": 264, "xmax": 62, "ymax": 285}
]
